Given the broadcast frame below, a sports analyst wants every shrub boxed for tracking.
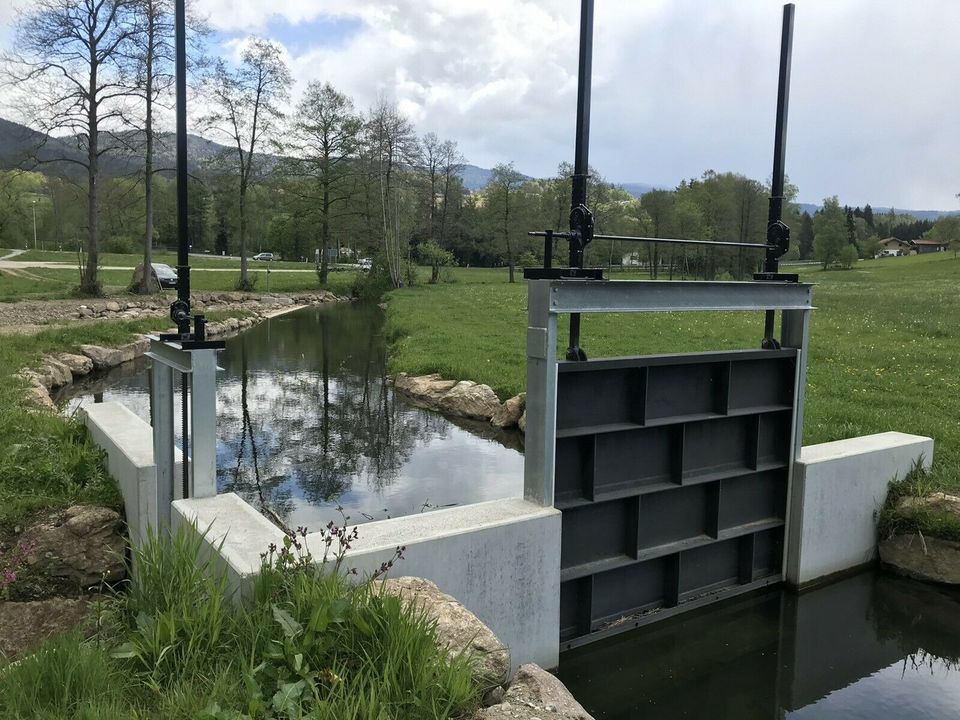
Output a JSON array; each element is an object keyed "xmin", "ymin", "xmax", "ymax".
[{"xmin": 102, "ymin": 236, "xmax": 136, "ymax": 255}]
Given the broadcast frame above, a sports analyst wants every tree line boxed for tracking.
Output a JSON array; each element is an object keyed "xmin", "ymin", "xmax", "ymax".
[{"xmin": 2, "ymin": 0, "xmax": 956, "ymax": 295}]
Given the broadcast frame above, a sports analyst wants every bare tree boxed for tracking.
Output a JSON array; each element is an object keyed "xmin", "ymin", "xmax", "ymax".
[
  {"xmin": 437, "ymin": 139, "xmax": 465, "ymax": 247},
  {"xmin": 365, "ymin": 98, "xmax": 419, "ymax": 287},
  {"xmin": 4, "ymin": 0, "xmax": 141, "ymax": 295},
  {"xmin": 288, "ymin": 81, "xmax": 362, "ymax": 286},
  {"xmin": 488, "ymin": 162, "xmax": 525, "ymax": 283},
  {"xmin": 202, "ymin": 37, "xmax": 290, "ymax": 290},
  {"xmin": 128, "ymin": 0, "xmax": 207, "ymax": 293}
]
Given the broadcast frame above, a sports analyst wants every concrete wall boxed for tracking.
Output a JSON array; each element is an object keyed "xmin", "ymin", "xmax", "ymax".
[
  {"xmin": 786, "ymin": 431, "xmax": 934, "ymax": 588},
  {"xmin": 83, "ymin": 401, "xmax": 181, "ymax": 546},
  {"xmin": 172, "ymin": 493, "xmax": 562, "ymax": 672}
]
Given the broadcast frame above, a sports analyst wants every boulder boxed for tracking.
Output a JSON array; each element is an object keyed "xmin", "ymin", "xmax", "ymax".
[
  {"xmin": 25, "ymin": 382, "xmax": 56, "ymax": 411},
  {"xmin": 394, "ymin": 373, "xmax": 459, "ymax": 406},
  {"xmin": 59, "ymin": 352, "xmax": 94, "ymax": 377},
  {"xmin": 880, "ymin": 533, "xmax": 960, "ymax": 585},
  {"xmin": 104, "ymin": 301, "xmax": 121, "ymax": 313},
  {"xmin": 79, "ymin": 344, "xmax": 125, "ymax": 370},
  {"xmin": 41, "ymin": 357, "xmax": 73, "ymax": 388},
  {"xmin": 518, "ymin": 410, "xmax": 526, "ymax": 434},
  {"xmin": 382, "ymin": 577, "xmax": 510, "ymax": 688},
  {"xmin": 22, "ymin": 505, "xmax": 126, "ymax": 586},
  {"xmin": 491, "ymin": 393, "xmax": 525, "ymax": 429},
  {"xmin": 438, "ymin": 381, "xmax": 502, "ymax": 421},
  {"xmin": 475, "ymin": 664, "xmax": 594, "ymax": 720}
]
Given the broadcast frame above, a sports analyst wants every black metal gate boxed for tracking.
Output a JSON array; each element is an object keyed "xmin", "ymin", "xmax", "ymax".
[{"xmin": 554, "ymin": 349, "xmax": 798, "ymax": 646}]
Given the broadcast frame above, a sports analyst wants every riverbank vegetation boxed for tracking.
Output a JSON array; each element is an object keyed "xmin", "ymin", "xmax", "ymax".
[
  {"xmin": 0, "ymin": 527, "xmax": 479, "ymax": 719},
  {"xmin": 387, "ymin": 253, "xmax": 960, "ymax": 513}
]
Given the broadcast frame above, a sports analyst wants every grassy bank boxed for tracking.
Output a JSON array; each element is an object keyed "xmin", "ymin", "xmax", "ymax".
[
  {"xmin": 0, "ymin": 263, "xmax": 358, "ymax": 302},
  {"xmin": 0, "ymin": 528, "xmax": 480, "ymax": 719},
  {"xmin": 0, "ymin": 311, "xmax": 249, "ymax": 528},
  {"xmin": 386, "ymin": 254, "xmax": 960, "ymax": 497}
]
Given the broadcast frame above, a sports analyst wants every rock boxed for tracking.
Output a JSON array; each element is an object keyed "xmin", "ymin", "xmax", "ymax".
[
  {"xmin": 40, "ymin": 357, "xmax": 73, "ymax": 388},
  {"xmin": 518, "ymin": 410, "xmax": 526, "ymax": 434},
  {"xmin": 58, "ymin": 353, "xmax": 94, "ymax": 377},
  {"xmin": 394, "ymin": 373, "xmax": 459, "ymax": 406},
  {"xmin": 0, "ymin": 598, "xmax": 93, "ymax": 661},
  {"xmin": 491, "ymin": 393, "xmax": 525, "ymax": 429},
  {"xmin": 880, "ymin": 532, "xmax": 960, "ymax": 584},
  {"xmin": 22, "ymin": 505, "xmax": 127, "ymax": 586},
  {"xmin": 483, "ymin": 686, "xmax": 506, "ymax": 707},
  {"xmin": 277, "ymin": 295, "xmax": 295, "ymax": 306},
  {"xmin": 121, "ymin": 337, "xmax": 150, "ymax": 358},
  {"xmin": 382, "ymin": 577, "xmax": 510, "ymax": 688},
  {"xmin": 475, "ymin": 664, "xmax": 594, "ymax": 720},
  {"xmin": 897, "ymin": 492, "xmax": 960, "ymax": 519},
  {"xmin": 25, "ymin": 383, "xmax": 56, "ymax": 411},
  {"xmin": 79, "ymin": 344, "xmax": 125, "ymax": 370},
  {"xmin": 104, "ymin": 301, "xmax": 121, "ymax": 313},
  {"xmin": 78, "ymin": 306, "xmax": 94, "ymax": 318},
  {"xmin": 439, "ymin": 381, "xmax": 502, "ymax": 421}
]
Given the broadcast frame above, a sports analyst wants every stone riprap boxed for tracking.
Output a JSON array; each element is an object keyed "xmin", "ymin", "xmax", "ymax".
[
  {"xmin": 16, "ymin": 293, "xmax": 347, "ymax": 411},
  {"xmin": 394, "ymin": 373, "xmax": 526, "ymax": 429},
  {"xmin": 382, "ymin": 576, "xmax": 511, "ymax": 689},
  {"xmin": 21, "ymin": 505, "xmax": 127, "ymax": 586},
  {"xmin": 473, "ymin": 663, "xmax": 595, "ymax": 720},
  {"xmin": 879, "ymin": 492, "xmax": 960, "ymax": 584}
]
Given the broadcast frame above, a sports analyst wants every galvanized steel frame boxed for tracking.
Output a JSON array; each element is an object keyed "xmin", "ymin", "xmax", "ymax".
[
  {"xmin": 147, "ymin": 337, "xmax": 221, "ymax": 527},
  {"xmin": 524, "ymin": 278, "xmax": 814, "ymax": 646}
]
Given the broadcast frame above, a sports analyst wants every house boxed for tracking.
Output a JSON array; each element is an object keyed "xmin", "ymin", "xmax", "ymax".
[
  {"xmin": 876, "ymin": 237, "xmax": 912, "ymax": 257},
  {"xmin": 912, "ymin": 239, "xmax": 949, "ymax": 254}
]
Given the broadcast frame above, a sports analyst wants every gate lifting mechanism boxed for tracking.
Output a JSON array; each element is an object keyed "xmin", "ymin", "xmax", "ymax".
[
  {"xmin": 150, "ymin": 0, "xmax": 225, "ymax": 526},
  {"xmin": 525, "ymin": 2, "xmax": 797, "ymax": 359}
]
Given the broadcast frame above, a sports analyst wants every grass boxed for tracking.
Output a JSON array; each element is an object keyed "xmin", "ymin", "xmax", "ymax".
[
  {"xmin": 0, "ymin": 266, "xmax": 358, "ymax": 302},
  {"xmin": 0, "ymin": 527, "xmax": 481, "ymax": 719},
  {"xmin": 386, "ymin": 253, "xmax": 960, "ymax": 508},
  {"xmin": 0, "ymin": 311, "xmax": 252, "ymax": 529},
  {"xmin": 13, "ymin": 248, "xmax": 343, "ymax": 271}
]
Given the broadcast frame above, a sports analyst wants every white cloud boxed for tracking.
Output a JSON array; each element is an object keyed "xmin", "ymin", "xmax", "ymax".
[{"xmin": 3, "ymin": 0, "xmax": 959, "ymax": 208}]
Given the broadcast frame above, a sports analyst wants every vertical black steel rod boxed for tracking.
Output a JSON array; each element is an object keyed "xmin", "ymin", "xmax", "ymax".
[
  {"xmin": 174, "ymin": 0, "xmax": 191, "ymax": 335},
  {"xmin": 763, "ymin": 3, "xmax": 795, "ymax": 345},
  {"xmin": 567, "ymin": 0, "xmax": 594, "ymax": 362}
]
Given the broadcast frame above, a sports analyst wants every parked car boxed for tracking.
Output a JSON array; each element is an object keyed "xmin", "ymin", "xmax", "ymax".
[
  {"xmin": 150, "ymin": 263, "xmax": 179, "ymax": 289},
  {"xmin": 252, "ymin": 252, "xmax": 274, "ymax": 261}
]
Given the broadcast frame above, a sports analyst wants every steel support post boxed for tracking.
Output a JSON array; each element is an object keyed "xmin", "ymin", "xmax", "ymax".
[
  {"xmin": 189, "ymin": 348, "xmax": 219, "ymax": 498},
  {"xmin": 524, "ymin": 280, "xmax": 559, "ymax": 506},
  {"xmin": 151, "ymin": 359, "xmax": 175, "ymax": 528},
  {"xmin": 780, "ymin": 307, "xmax": 811, "ymax": 455}
]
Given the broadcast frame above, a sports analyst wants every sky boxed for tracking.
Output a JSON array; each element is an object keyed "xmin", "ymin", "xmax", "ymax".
[{"xmin": 1, "ymin": 0, "xmax": 958, "ymax": 210}]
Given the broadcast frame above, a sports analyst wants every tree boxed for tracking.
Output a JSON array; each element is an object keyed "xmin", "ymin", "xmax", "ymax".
[
  {"xmin": 5, "ymin": 0, "xmax": 140, "ymax": 294},
  {"xmin": 797, "ymin": 211, "xmax": 814, "ymax": 259},
  {"xmin": 289, "ymin": 81, "xmax": 362, "ymax": 285},
  {"xmin": 203, "ymin": 37, "xmax": 291, "ymax": 290},
  {"xmin": 487, "ymin": 163, "xmax": 526, "ymax": 283},
  {"xmin": 437, "ymin": 139, "xmax": 465, "ymax": 247},
  {"xmin": 129, "ymin": 0, "xmax": 206, "ymax": 292},
  {"xmin": 365, "ymin": 98, "xmax": 419, "ymax": 287},
  {"xmin": 925, "ymin": 215, "xmax": 960, "ymax": 258},
  {"xmin": 814, "ymin": 197, "xmax": 851, "ymax": 270}
]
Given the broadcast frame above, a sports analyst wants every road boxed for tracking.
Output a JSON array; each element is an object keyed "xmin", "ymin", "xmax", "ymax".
[{"xmin": 0, "ymin": 258, "xmax": 320, "ymax": 273}]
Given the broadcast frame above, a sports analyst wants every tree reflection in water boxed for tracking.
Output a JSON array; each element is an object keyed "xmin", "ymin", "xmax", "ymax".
[
  {"xmin": 217, "ymin": 305, "xmax": 480, "ymax": 527},
  {"xmin": 59, "ymin": 304, "xmax": 525, "ymax": 531}
]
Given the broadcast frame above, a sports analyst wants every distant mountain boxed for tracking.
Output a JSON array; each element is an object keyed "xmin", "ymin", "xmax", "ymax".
[
  {"xmin": 796, "ymin": 201, "xmax": 959, "ymax": 221},
  {"xmin": 618, "ymin": 182, "xmax": 662, "ymax": 198}
]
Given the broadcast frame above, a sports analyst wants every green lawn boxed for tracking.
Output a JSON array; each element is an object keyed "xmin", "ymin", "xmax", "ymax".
[
  {"xmin": 387, "ymin": 254, "xmax": 960, "ymax": 495},
  {"xmin": 0, "ymin": 266, "xmax": 358, "ymax": 302},
  {"xmin": 12, "ymin": 248, "xmax": 338, "ymax": 271}
]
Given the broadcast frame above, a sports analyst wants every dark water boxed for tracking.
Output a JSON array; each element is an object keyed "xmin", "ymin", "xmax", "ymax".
[
  {"xmin": 60, "ymin": 304, "xmax": 525, "ymax": 529},
  {"xmin": 558, "ymin": 570, "xmax": 960, "ymax": 719}
]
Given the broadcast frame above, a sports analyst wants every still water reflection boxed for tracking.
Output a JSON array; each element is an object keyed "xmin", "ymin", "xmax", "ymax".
[
  {"xmin": 558, "ymin": 571, "xmax": 960, "ymax": 719},
  {"xmin": 60, "ymin": 304, "xmax": 524, "ymax": 529}
]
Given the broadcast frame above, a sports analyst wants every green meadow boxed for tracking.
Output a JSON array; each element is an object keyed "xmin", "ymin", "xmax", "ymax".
[{"xmin": 387, "ymin": 253, "xmax": 960, "ymax": 496}]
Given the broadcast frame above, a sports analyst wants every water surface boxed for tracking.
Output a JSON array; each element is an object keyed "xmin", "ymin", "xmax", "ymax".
[
  {"xmin": 557, "ymin": 570, "xmax": 960, "ymax": 719},
  {"xmin": 61, "ymin": 304, "xmax": 524, "ymax": 530}
]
